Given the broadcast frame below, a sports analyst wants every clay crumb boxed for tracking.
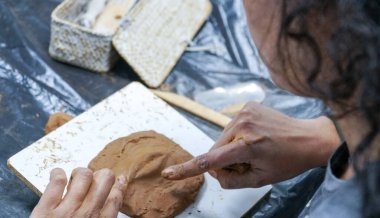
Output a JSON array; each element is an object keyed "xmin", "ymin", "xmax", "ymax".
[{"xmin": 45, "ymin": 112, "xmax": 74, "ymax": 134}]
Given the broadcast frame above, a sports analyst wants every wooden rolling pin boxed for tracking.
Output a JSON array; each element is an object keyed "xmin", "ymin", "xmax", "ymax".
[{"xmin": 151, "ymin": 90, "xmax": 231, "ymax": 128}]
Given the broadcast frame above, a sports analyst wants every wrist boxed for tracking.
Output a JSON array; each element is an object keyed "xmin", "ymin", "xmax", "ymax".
[{"xmin": 299, "ymin": 116, "xmax": 341, "ymax": 168}]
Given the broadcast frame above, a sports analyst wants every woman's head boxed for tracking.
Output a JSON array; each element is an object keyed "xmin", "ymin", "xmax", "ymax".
[
  {"xmin": 244, "ymin": 0, "xmax": 380, "ymax": 217},
  {"xmin": 244, "ymin": 0, "xmax": 380, "ymax": 106}
]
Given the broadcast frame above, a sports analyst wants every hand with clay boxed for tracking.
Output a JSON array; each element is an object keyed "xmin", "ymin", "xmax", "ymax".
[
  {"xmin": 162, "ymin": 102, "xmax": 341, "ymax": 188},
  {"xmin": 30, "ymin": 167, "xmax": 125, "ymax": 218}
]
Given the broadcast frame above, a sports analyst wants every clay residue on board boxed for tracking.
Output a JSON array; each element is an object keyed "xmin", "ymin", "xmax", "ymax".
[{"xmin": 88, "ymin": 131, "xmax": 204, "ymax": 218}]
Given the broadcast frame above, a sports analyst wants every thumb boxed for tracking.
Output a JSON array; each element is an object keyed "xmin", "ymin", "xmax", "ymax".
[{"xmin": 161, "ymin": 139, "xmax": 247, "ymax": 180}]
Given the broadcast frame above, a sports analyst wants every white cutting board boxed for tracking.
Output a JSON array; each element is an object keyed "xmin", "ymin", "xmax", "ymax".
[{"xmin": 8, "ymin": 82, "xmax": 271, "ymax": 218}]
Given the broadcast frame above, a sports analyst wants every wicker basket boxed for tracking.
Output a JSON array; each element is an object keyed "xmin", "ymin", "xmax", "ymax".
[
  {"xmin": 113, "ymin": 0, "xmax": 212, "ymax": 87},
  {"xmin": 49, "ymin": 0, "xmax": 122, "ymax": 73},
  {"xmin": 49, "ymin": 0, "xmax": 212, "ymax": 87}
]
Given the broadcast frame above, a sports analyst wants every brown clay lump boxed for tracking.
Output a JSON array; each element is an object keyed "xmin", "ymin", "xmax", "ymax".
[
  {"xmin": 45, "ymin": 112, "xmax": 74, "ymax": 134},
  {"xmin": 88, "ymin": 131, "xmax": 204, "ymax": 218}
]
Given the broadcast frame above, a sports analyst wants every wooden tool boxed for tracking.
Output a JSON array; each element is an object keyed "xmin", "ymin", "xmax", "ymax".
[{"xmin": 151, "ymin": 90, "xmax": 232, "ymax": 128}]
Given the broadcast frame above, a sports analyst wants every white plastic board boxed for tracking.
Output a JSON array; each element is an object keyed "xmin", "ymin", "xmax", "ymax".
[{"xmin": 8, "ymin": 82, "xmax": 271, "ymax": 218}]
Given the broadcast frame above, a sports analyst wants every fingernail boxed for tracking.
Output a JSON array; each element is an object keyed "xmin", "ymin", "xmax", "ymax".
[
  {"xmin": 116, "ymin": 175, "xmax": 126, "ymax": 192},
  {"xmin": 161, "ymin": 167, "xmax": 176, "ymax": 179},
  {"xmin": 50, "ymin": 168, "xmax": 62, "ymax": 181},
  {"xmin": 49, "ymin": 169, "xmax": 56, "ymax": 181},
  {"xmin": 117, "ymin": 175, "xmax": 126, "ymax": 185}
]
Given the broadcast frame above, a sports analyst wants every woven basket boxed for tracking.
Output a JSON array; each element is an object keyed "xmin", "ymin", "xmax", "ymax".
[
  {"xmin": 49, "ymin": 0, "xmax": 212, "ymax": 87},
  {"xmin": 49, "ymin": 0, "xmax": 121, "ymax": 73},
  {"xmin": 113, "ymin": 0, "xmax": 212, "ymax": 87}
]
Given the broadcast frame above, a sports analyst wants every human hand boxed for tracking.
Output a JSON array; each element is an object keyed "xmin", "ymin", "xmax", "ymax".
[
  {"xmin": 30, "ymin": 167, "xmax": 126, "ymax": 218},
  {"xmin": 162, "ymin": 102, "xmax": 340, "ymax": 188}
]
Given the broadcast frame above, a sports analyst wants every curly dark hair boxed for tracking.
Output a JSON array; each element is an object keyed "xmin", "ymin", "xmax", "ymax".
[{"xmin": 278, "ymin": 0, "xmax": 380, "ymax": 217}]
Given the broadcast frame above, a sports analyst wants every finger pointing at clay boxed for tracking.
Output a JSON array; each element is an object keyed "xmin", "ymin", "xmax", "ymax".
[{"xmin": 161, "ymin": 139, "xmax": 250, "ymax": 180}]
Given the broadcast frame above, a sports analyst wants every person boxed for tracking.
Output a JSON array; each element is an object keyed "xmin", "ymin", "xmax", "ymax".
[
  {"xmin": 163, "ymin": 0, "xmax": 380, "ymax": 217},
  {"xmin": 31, "ymin": 0, "xmax": 380, "ymax": 217}
]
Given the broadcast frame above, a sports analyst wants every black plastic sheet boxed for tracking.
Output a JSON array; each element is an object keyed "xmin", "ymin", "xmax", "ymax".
[{"xmin": 0, "ymin": 0, "xmax": 326, "ymax": 217}]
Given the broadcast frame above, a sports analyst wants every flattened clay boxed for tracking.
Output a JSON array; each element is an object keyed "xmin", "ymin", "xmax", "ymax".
[
  {"xmin": 88, "ymin": 131, "xmax": 204, "ymax": 218},
  {"xmin": 44, "ymin": 112, "xmax": 74, "ymax": 134}
]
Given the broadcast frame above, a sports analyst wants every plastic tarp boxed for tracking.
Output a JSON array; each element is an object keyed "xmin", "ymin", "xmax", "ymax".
[{"xmin": 0, "ymin": 0, "xmax": 327, "ymax": 217}]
